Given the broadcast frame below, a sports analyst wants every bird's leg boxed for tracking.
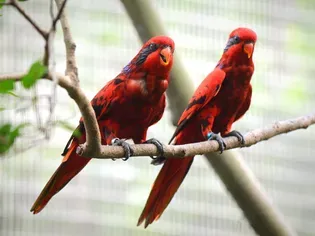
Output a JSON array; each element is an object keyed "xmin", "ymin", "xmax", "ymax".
[
  {"xmin": 143, "ymin": 138, "xmax": 166, "ymax": 166},
  {"xmin": 207, "ymin": 132, "xmax": 226, "ymax": 153},
  {"xmin": 143, "ymin": 138, "xmax": 165, "ymax": 158},
  {"xmin": 223, "ymin": 130, "xmax": 245, "ymax": 145},
  {"xmin": 111, "ymin": 138, "xmax": 134, "ymax": 161}
]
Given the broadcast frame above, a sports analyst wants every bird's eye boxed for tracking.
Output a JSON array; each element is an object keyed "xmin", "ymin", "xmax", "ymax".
[
  {"xmin": 149, "ymin": 43, "xmax": 157, "ymax": 51},
  {"xmin": 233, "ymin": 35, "xmax": 240, "ymax": 44}
]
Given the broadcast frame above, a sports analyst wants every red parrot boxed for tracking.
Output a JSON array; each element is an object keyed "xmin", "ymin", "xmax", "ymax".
[
  {"xmin": 137, "ymin": 28, "xmax": 257, "ymax": 228},
  {"xmin": 30, "ymin": 36, "xmax": 175, "ymax": 214}
]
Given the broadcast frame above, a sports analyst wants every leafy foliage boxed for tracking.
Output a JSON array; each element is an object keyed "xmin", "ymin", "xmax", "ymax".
[
  {"xmin": 0, "ymin": 60, "xmax": 47, "ymax": 155},
  {"xmin": 0, "ymin": 123, "xmax": 28, "ymax": 155},
  {"xmin": 21, "ymin": 61, "xmax": 47, "ymax": 89},
  {"xmin": 0, "ymin": 80, "xmax": 14, "ymax": 93},
  {"xmin": 0, "ymin": 0, "xmax": 5, "ymax": 16}
]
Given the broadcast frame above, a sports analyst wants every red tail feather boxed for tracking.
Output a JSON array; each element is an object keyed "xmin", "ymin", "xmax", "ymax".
[
  {"xmin": 30, "ymin": 141, "xmax": 91, "ymax": 214},
  {"xmin": 137, "ymin": 156, "xmax": 194, "ymax": 228}
]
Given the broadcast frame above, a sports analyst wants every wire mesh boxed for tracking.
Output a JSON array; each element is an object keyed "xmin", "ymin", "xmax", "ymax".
[{"xmin": 1, "ymin": 0, "xmax": 315, "ymax": 235}]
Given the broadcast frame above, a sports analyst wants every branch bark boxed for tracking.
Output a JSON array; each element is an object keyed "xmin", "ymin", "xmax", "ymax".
[
  {"xmin": 205, "ymin": 153, "xmax": 297, "ymax": 236},
  {"xmin": 1, "ymin": 69, "xmax": 312, "ymax": 161},
  {"xmin": 55, "ymin": 0, "xmax": 77, "ymax": 78},
  {"xmin": 53, "ymin": 0, "xmax": 101, "ymax": 156},
  {"xmin": 81, "ymin": 114, "xmax": 314, "ymax": 159}
]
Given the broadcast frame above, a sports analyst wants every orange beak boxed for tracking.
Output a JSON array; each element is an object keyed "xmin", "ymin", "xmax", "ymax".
[
  {"xmin": 159, "ymin": 46, "xmax": 172, "ymax": 66},
  {"xmin": 243, "ymin": 42, "xmax": 254, "ymax": 58}
]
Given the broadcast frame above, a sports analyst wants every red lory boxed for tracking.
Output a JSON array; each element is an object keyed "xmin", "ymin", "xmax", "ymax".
[
  {"xmin": 138, "ymin": 28, "xmax": 257, "ymax": 228},
  {"xmin": 31, "ymin": 36, "xmax": 175, "ymax": 214}
]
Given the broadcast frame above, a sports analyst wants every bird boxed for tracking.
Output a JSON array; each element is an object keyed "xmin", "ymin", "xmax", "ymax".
[
  {"xmin": 137, "ymin": 27, "xmax": 257, "ymax": 228},
  {"xmin": 30, "ymin": 35, "xmax": 175, "ymax": 214}
]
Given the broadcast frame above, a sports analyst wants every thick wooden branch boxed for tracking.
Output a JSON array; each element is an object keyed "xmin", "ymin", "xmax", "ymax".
[
  {"xmin": 205, "ymin": 152, "xmax": 297, "ymax": 236},
  {"xmin": 54, "ymin": 0, "xmax": 101, "ymax": 157},
  {"xmin": 78, "ymin": 114, "xmax": 315, "ymax": 159}
]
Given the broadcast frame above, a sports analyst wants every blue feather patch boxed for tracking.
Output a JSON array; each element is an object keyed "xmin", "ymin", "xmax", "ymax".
[{"xmin": 122, "ymin": 63, "xmax": 131, "ymax": 73}]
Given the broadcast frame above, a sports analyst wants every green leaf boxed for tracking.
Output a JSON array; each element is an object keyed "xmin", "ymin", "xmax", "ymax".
[
  {"xmin": 0, "ymin": 0, "xmax": 5, "ymax": 10},
  {"xmin": 0, "ymin": 136, "xmax": 10, "ymax": 154},
  {"xmin": 22, "ymin": 60, "xmax": 47, "ymax": 89},
  {"xmin": 0, "ymin": 123, "xmax": 29, "ymax": 155},
  {"xmin": 0, "ymin": 80, "xmax": 14, "ymax": 93},
  {"xmin": 0, "ymin": 124, "xmax": 12, "ymax": 135},
  {"xmin": 0, "ymin": 107, "xmax": 5, "ymax": 112},
  {"xmin": 0, "ymin": 124, "xmax": 12, "ymax": 154},
  {"xmin": 56, "ymin": 120, "xmax": 82, "ymax": 138}
]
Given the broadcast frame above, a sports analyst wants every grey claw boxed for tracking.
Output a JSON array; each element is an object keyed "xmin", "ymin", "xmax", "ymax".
[
  {"xmin": 111, "ymin": 138, "xmax": 134, "ymax": 161},
  {"xmin": 143, "ymin": 138, "xmax": 165, "ymax": 160},
  {"xmin": 225, "ymin": 130, "xmax": 245, "ymax": 145},
  {"xmin": 207, "ymin": 132, "xmax": 226, "ymax": 154},
  {"xmin": 151, "ymin": 156, "xmax": 166, "ymax": 166}
]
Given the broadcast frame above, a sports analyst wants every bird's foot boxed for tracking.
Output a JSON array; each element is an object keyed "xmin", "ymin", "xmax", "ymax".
[
  {"xmin": 151, "ymin": 156, "xmax": 166, "ymax": 166},
  {"xmin": 143, "ymin": 138, "xmax": 166, "ymax": 165},
  {"xmin": 111, "ymin": 138, "xmax": 134, "ymax": 161},
  {"xmin": 224, "ymin": 130, "xmax": 245, "ymax": 145},
  {"xmin": 207, "ymin": 132, "xmax": 226, "ymax": 154}
]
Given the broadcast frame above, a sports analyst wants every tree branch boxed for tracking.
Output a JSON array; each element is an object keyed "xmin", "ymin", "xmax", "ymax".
[
  {"xmin": 84, "ymin": 114, "xmax": 314, "ymax": 159},
  {"xmin": 52, "ymin": 0, "xmax": 68, "ymax": 30},
  {"xmin": 0, "ymin": 72, "xmax": 72, "ymax": 89},
  {"xmin": 1, "ymin": 0, "xmax": 102, "ymax": 157},
  {"xmin": 1, "ymin": 69, "xmax": 314, "ymax": 160},
  {"xmin": 52, "ymin": 0, "xmax": 101, "ymax": 156},
  {"xmin": 54, "ymin": 0, "xmax": 77, "ymax": 78},
  {"xmin": 8, "ymin": 0, "xmax": 48, "ymax": 40}
]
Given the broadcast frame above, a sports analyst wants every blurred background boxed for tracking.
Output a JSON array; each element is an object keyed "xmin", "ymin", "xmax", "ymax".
[{"xmin": 1, "ymin": 0, "xmax": 315, "ymax": 235}]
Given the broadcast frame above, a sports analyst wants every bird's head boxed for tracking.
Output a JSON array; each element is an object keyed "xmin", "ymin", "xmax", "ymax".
[
  {"xmin": 223, "ymin": 28, "xmax": 257, "ymax": 60},
  {"xmin": 131, "ymin": 36, "xmax": 175, "ymax": 75}
]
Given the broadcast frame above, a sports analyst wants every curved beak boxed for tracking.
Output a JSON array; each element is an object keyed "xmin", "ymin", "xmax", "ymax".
[
  {"xmin": 159, "ymin": 46, "xmax": 172, "ymax": 66},
  {"xmin": 243, "ymin": 42, "xmax": 254, "ymax": 58}
]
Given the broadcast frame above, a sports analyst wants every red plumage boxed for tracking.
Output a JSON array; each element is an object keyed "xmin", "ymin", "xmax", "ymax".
[
  {"xmin": 138, "ymin": 28, "xmax": 257, "ymax": 228},
  {"xmin": 30, "ymin": 36, "xmax": 175, "ymax": 214}
]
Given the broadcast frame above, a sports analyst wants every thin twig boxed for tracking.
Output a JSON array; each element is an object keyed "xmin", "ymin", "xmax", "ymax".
[
  {"xmin": 31, "ymin": 86, "xmax": 44, "ymax": 133},
  {"xmin": 51, "ymin": 0, "xmax": 68, "ymax": 30},
  {"xmin": 2, "ymin": 0, "xmax": 101, "ymax": 158},
  {"xmin": 44, "ymin": 32, "xmax": 57, "ymax": 139},
  {"xmin": 0, "ymin": 72, "xmax": 72, "ymax": 90},
  {"xmin": 49, "ymin": 0, "xmax": 54, "ymax": 21},
  {"xmin": 8, "ymin": 0, "xmax": 48, "ymax": 40}
]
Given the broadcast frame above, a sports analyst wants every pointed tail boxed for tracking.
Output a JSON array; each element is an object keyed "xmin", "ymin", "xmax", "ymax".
[
  {"xmin": 137, "ymin": 156, "xmax": 194, "ymax": 228},
  {"xmin": 30, "ymin": 140, "xmax": 91, "ymax": 214}
]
